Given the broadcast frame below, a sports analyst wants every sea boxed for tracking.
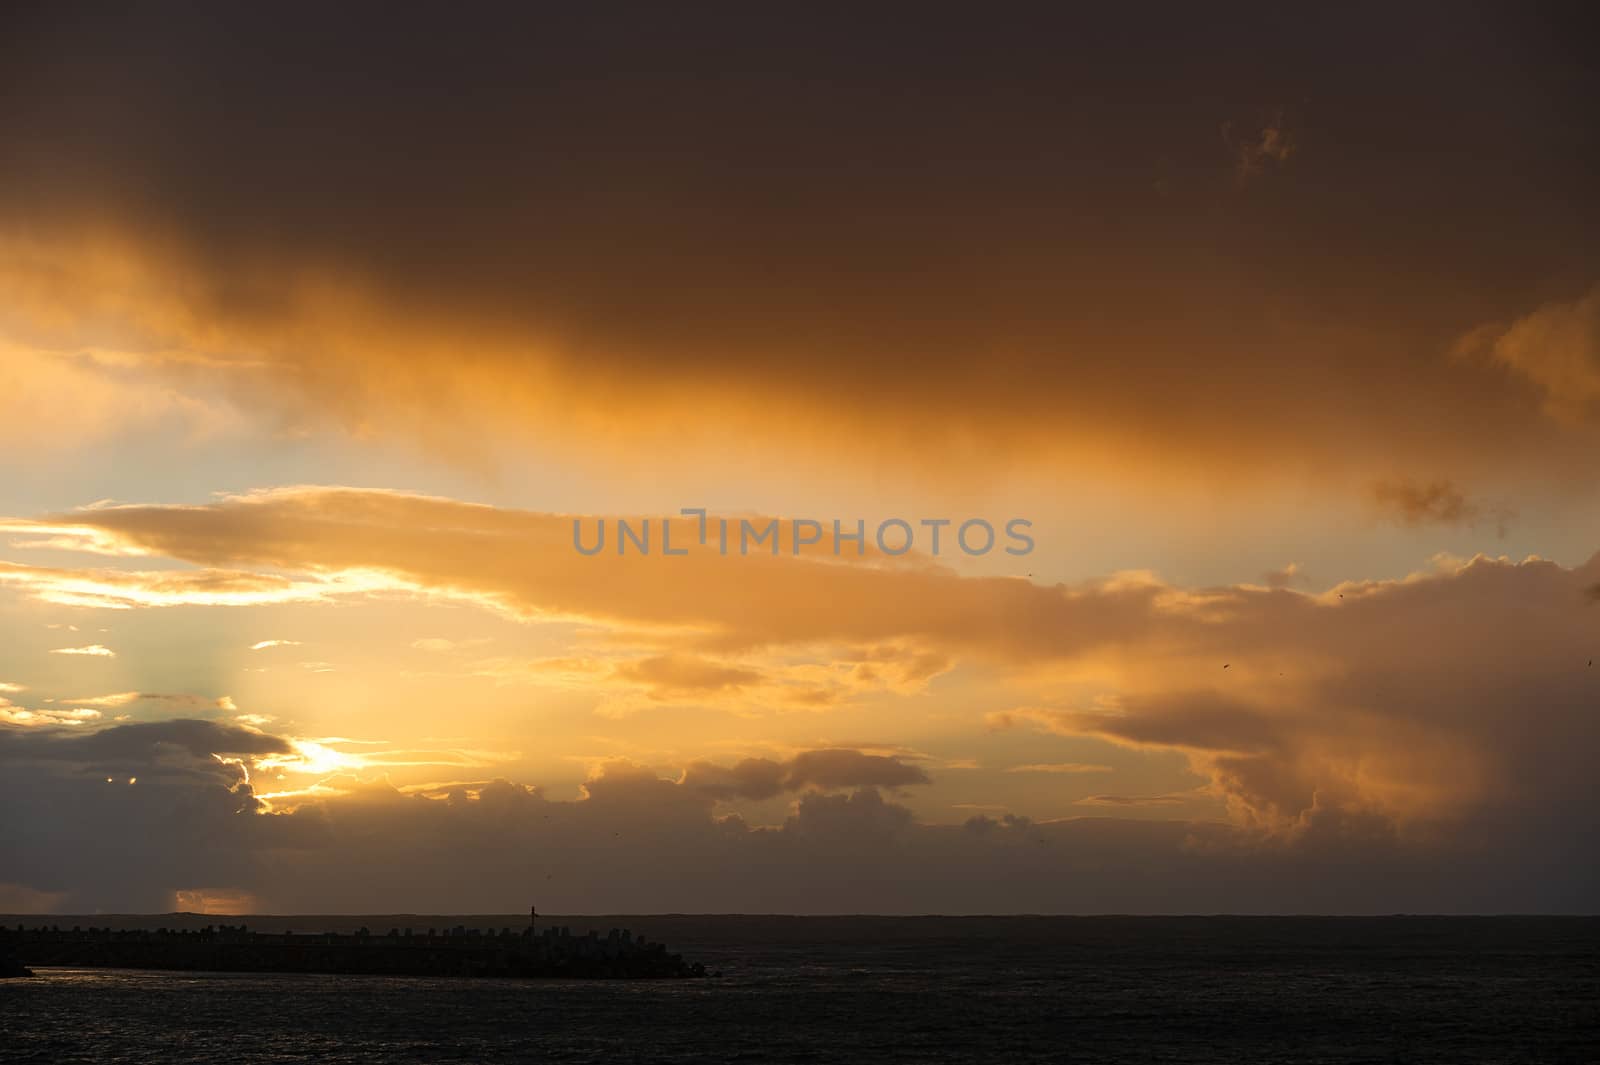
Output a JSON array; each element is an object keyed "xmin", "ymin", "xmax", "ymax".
[{"xmin": 2, "ymin": 915, "xmax": 1596, "ymax": 1063}]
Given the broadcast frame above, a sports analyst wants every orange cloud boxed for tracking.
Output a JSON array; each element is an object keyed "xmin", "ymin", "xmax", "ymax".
[
  {"xmin": 1460, "ymin": 283, "xmax": 1600, "ymax": 426},
  {"xmin": 4, "ymin": 487, "xmax": 1599, "ymax": 843},
  {"xmin": 0, "ymin": 488, "xmax": 1182, "ymax": 661},
  {"xmin": 1, "ymin": 227, "xmax": 1589, "ymax": 494},
  {"xmin": 66, "ymin": 692, "xmax": 236, "ymax": 712},
  {"xmin": 613, "ymin": 655, "xmax": 764, "ymax": 697}
]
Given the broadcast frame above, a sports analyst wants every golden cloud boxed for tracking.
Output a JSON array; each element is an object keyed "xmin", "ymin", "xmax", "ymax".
[
  {"xmin": 1462, "ymin": 283, "xmax": 1600, "ymax": 426},
  {"xmin": 1, "ymin": 228, "xmax": 1590, "ymax": 492},
  {"xmin": 3, "ymin": 486, "xmax": 1597, "ymax": 839}
]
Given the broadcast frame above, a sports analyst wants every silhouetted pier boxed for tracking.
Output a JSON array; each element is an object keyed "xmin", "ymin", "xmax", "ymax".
[{"xmin": 4, "ymin": 923, "xmax": 707, "ymax": 979}]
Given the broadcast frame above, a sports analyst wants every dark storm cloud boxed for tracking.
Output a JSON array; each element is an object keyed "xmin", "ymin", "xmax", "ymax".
[
  {"xmin": 679, "ymin": 748, "xmax": 929, "ymax": 802},
  {"xmin": 3, "ymin": 723, "xmax": 1594, "ymax": 914},
  {"xmin": 679, "ymin": 758, "xmax": 789, "ymax": 802},
  {"xmin": 1, "ymin": 3, "xmax": 1596, "ymax": 478},
  {"xmin": 0, "ymin": 725, "xmax": 935, "ymax": 911},
  {"xmin": 0, "ymin": 718, "xmax": 289, "ymax": 765},
  {"xmin": 785, "ymin": 748, "xmax": 930, "ymax": 792},
  {"xmin": 0, "ymin": 718, "xmax": 295, "ymax": 911}
]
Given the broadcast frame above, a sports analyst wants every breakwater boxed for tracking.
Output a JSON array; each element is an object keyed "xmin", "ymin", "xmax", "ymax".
[{"xmin": 6, "ymin": 923, "xmax": 707, "ymax": 979}]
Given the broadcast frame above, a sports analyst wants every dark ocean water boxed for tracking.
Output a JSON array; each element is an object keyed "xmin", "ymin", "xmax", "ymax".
[{"xmin": 2, "ymin": 915, "xmax": 1597, "ymax": 1064}]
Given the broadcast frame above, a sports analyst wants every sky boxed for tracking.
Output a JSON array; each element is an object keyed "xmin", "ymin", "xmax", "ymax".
[{"xmin": 1, "ymin": 2, "xmax": 1597, "ymax": 914}]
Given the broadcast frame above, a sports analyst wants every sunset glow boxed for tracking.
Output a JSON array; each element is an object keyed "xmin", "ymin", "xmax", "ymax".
[{"xmin": 2, "ymin": 4, "xmax": 1595, "ymax": 919}]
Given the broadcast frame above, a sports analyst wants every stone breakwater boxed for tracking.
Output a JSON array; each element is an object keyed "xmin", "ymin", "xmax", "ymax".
[{"xmin": 6, "ymin": 923, "xmax": 708, "ymax": 979}]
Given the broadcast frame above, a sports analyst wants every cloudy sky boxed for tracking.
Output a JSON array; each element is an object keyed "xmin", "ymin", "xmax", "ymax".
[{"xmin": 1, "ymin": 3, "xmax": 1596, "ymax": 914}]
